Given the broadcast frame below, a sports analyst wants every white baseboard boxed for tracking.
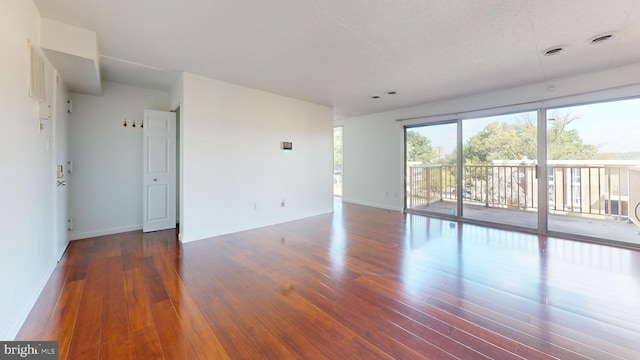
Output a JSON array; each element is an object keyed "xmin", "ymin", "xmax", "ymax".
[
  {"xmin": 181, "ymin": 208, "xmax": 334, "ymax": 243},
  {"xmin": 4, "ymin": 261, "xmax": 56, "ymax": 340},
  {"xmin": 341, "ymin": 198, "xmax": 404, "ymax": 212},
  {"xmin": 69, "ymin": 224, "xmax": 143, "ymax": 241}
]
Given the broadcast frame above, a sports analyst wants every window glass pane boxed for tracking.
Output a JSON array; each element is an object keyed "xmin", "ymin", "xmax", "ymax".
[
  {"xmin": 405, "ymin": 123, "xmax": 457, "ymax": 216},
  {"xmin": 462, "ymin": 111, "xmax": 537, "ymax": 229},
  {"xmin": 547, "ymin": 98, "xmax": 640, "ymax": 244}
]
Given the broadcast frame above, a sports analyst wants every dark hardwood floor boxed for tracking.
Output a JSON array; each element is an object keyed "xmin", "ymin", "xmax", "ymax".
[{"xmin": 16, "ymin": 200, "xmax": 640, "ymax": 359}]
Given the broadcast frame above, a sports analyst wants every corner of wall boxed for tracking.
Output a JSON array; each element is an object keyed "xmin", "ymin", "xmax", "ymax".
[
  {"xmin": 169, "ymin": 73, "xmax": 184, "ymax": 111},
  {"xmin": 0, "ymin": 0, "xmax": 60, "ymax": 340},
  {"xmin": 179, "ymin": 73, "xmax": 334, "ymax": 242}
]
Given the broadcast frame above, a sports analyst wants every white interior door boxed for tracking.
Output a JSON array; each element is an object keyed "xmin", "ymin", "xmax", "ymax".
[
  {"xmin": 53, "ymin": 73, "xmax": 69, "ymax": 260},
  {"xmin": 143, "ymin": 110, "xmax": 176, "ymax": 232}
]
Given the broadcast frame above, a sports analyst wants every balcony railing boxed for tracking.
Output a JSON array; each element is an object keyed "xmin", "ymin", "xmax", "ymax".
[{"xmin": 408, "ymin": 163, "xmax": 636, "ymax": 220}]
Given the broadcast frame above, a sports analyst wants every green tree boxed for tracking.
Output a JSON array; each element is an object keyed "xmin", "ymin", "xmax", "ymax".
[
  {"xmin": 406, "ymin": 130, "xmax": 436, "ymax": 164},
  {"xmin": 463, "ymin": 113, "xmax": 597, "ymax": 163},
  {"xmin": 547, "ymin": 112, "xmax": 598, "ymax": 160}
]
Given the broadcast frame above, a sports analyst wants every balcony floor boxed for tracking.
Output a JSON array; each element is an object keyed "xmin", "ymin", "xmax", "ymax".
[{"xmin": 412, "ymin": 200, "xmax": 640, "ymax": 246}]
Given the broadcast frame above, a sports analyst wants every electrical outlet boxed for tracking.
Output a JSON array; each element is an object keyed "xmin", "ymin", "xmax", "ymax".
[
  {"xmin": 281, "ymin": 199, "xmax": 285, "ymax": 207},
  {"xmin": 67, "ymin": 218, "xmax": 73, "ymax": 231},
  {"xmin": 254, "ymin": 203, "xmax": 259, "ymax": 211}
]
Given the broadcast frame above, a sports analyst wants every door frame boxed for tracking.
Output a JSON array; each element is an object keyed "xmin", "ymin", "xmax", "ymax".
[{"xmin": 52, "ymin": 72, "xmax": 69, "ymax": 261}]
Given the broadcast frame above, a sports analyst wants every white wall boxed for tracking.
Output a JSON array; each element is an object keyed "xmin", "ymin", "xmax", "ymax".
[
  {"xmin": 40, "ymin": 18, "xmax": 98, "ymax": 61},
  {"xmin": 68, "ymin": 82, "xmax": 169, "ymax": 240},
  {"xmin": 337, "ymin": 63, "xmax": 640, "ymax": 211},
  {"xmin": 169, "ymin": 75, "xmax": 183, "ymax": 111},
  {"xmin": 181, "ymin": 73, "xmax": 333, "ymax": 242},
  {"xmin": 341, "ymin": 113, "xmax": 404, "ymax": 211},
  {"xmin": 0, "ymin": 0, "xmax": 59, "ymax": 339}
]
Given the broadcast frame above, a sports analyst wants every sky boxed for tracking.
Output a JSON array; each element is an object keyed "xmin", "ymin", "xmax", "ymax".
[{"xmin": 412, "ymin": 97, "xmax": 640, "ymax": 155}]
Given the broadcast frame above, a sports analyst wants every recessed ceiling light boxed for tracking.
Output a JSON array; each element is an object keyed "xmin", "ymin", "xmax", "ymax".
[
  {"xmin": 386, "ymin": 91, "xmax": 398, "ymax": 95},
  {"xmin": 371, "ymin": 95, "xmax": 380, "ymax": 99},
  {"xmin": 590, "ymin": 34, "xmax": 614, "ymax": 45},
  {"xmin": 543, "ymin": 47, "xmax": 564, "ymax": 56}
]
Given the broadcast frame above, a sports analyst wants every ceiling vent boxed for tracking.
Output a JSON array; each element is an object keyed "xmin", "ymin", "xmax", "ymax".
[
  {"xmin": 590, "ymin": 34, "xmax": 614, "ymax": 45},
  {"xmin": 543, "ymin": 47, "xmax": 564, "ymax": 56}
]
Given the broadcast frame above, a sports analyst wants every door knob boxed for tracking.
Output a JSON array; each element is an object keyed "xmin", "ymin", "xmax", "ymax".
[
  {"xmin": 57, "ymin": 180, "xmax": 66, "ymax": 187},
  {"xmin": 153, "ymin": 178, "xmax": 158, "ymax": 182}
]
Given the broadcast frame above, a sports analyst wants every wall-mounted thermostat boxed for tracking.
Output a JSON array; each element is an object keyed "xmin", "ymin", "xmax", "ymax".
[{"xmin": 282, "ymin": 141, "xmax": 293, "ymax": 150}]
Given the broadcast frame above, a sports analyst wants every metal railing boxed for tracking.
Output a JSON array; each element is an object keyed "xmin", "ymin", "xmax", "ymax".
[
  {"xmin": 548, "ymin": 165, "xmax": 629, "ymax": 219},
  {"xmin": 409, "ymin": 164, "xmax": 634, "ymax": 220}
]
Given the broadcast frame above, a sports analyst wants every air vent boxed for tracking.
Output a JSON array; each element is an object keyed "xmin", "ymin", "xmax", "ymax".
[
  {"xmin": 29, "ymin": 42, "xmax": 46, "ymax": 102},
  {"xmin": 591, "ymin": 34, "xmax": 613, "ymax": 45},
  {"xmin": 544, "ymin": 47, "xmax": 564, "ymax": 56}
]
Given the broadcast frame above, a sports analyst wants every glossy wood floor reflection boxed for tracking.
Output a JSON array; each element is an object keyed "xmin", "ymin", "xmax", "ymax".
[{"xmin": 17, "ymin": 201, "xmax": 640, "ymax": 359}]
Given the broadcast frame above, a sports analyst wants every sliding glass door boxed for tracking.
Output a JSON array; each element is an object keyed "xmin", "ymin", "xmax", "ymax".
[
  {"xmin": 404, "ymin": 97, "xmax": 640, "ymax": 246},
  {"xmin": 546, "ymin": 99, "xmax": 640, "ymax": 243},
  {"xmin": 462, "ymin": 111, "xmax": 538, "ymax": 229},
  {"xmin": 405, "ymin": 122, "xmax": 457, "ymax": 217},
  {"xmin": 405, "ymin": 113, "xmax": 539, "ymax": 227}
]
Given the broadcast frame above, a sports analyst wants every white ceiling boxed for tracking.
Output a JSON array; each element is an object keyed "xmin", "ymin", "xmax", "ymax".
[{"xmin": 33, "ymin": 0, "xmax": 640, "ymax": 119}]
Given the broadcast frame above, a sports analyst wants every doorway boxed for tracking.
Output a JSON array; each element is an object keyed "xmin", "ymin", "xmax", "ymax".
[
  {"xmin": 334, "ymin": 126, "xmax": 343, "ymax": 197},
  {"xmin": 174, "ymin": 106, "xmax": 181, "ymax": 229},
  {"xmin": 53, "ymin": 73, "xmax": 70, "ymax": 260}
]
